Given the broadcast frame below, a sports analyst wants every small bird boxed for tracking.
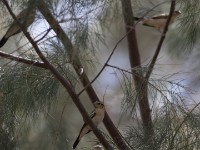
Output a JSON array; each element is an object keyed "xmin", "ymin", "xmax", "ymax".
[
  {"xmin": 134, "ymin": 10, "xmax": 181, "ymax": 31},
  {"xmin": 72, "ymin": 101, "xmax": 105, "ymax": 149},
  {"xmin": 0, "ymin": 7, "xmax": 36, "ymax": 48}
]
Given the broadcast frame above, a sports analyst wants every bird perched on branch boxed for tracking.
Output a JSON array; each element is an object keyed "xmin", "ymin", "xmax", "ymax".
[
  {"xmin": 0, "ymin": 7, "xmax": 36, "ymax": 48},
  {"xmin": 72, "ymin": 101, "xmax": 105, "ymax": 149},
  {"xmin": 134, "ymin": 10, "xmax": 181, "ymax": 31}
]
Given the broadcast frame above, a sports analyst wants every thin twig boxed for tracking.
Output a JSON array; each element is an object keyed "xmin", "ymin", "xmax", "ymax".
[
  {"xmin": 1, "ymin": 34, "xmax": 57, "ymax": 68},
  {"xmin": 169, "ymin": 101, "xmax": 200, "ymax": 149},
  {"xmin": 106, "ymin": 64, "xmax": 132, "ymax": 74},
  {"xmin": 134, "ymin": 1, "xmax": 170, "ymax": 26},
  {"xmin": 52, "ymin": 101, "xmax": 68, "ymax": 148},
  {"xmin": 106, "ymin": 64, "xmax": 170, "ymax": 102},
  {"xmin": 77, "ymin": 29, "xmax": 133, "ymax": 96},
  {"xmin": 0, "ymin": 51, "xmax": 47, "ymax": 68},
  {"xmin": 145, "ymin": 0, "xmax": 176, "ymax": 80},
  {"xmin": 8, "ymin": 27, "xmax": 52, "ymax": 56},
  {"xmin": 1, "ymin": 28, "xmax": 53, "ymax": 68},
  {"xmin": 35, "ymin": 27, "xmax": 52, "ymax": 43}
]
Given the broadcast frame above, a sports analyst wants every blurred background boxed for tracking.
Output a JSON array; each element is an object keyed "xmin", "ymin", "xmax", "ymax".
[{"xmin": 1, "ymin": 0, "xmax": 200, "ymax": 149}]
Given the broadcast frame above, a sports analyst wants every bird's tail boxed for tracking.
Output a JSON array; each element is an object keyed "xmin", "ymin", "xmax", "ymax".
[
  {"xmin": 0, "ymin": 36, "xmax": 8, "ymax": 48},
  {"xmin": 73, "ymin": 135, "xmax": 80, "ymax": 149},
  {"xmin": 134, "ymin": 17, "xmax": 143, "ymax": 21}
]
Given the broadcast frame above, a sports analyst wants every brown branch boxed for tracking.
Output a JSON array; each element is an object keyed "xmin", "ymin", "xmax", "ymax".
[
  {"xmin": 0, "ymin": 51, "xmax": 48, "ymax": 69},
  {"xmin": 145, "ymin": 0, "xmax": 176, "ymax": 80},
  {"xmin": 37, "ymin": 1, "xmax": 131, "ymax": 149},
  {"xmin": 2, "ymin": 1, "xmax": 113, "ymax": 149}
]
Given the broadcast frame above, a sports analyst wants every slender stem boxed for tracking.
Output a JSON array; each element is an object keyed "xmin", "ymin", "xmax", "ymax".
[
  {"xmin": 0, "ymin": 51, "xmax": 47, "ymax": 69},
  {"xmin": 145, "ymin": 0, "xmax": 176, "ymax": 80},
  {"xmin": 2, "ymin": 1, "xmax": 113, "ymax": 149},
  {"xmin": 78, "ymin": 29, "xmax": 133, "ymax": 96},
  {"xmin": 1, "ymin": 28, "xmax": 53, "ymax": 67},
  {"xmin": 169, "ymin": 101, "xmax": 200, "ymax": 149}
]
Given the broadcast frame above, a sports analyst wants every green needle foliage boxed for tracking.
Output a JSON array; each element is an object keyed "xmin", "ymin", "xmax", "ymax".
[
  {"xmin": 167, "ymin": 0, "xmax": 200, "ymax": 56},
  {"xmin": 0, "ymin": 63, "xmax": 59, "ymax": 122}
]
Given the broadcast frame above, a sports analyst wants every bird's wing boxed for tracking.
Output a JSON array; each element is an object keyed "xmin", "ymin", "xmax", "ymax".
[
  {"xmin": 134, "ymin": 17, "xmax": 143, "ymax": 21},
  {"xmin": 89, "ymin": 110, "xmax": 96, "ymax": 118},
  {"xmin": 16, "ymin": 9, "xmax": 29, "ymax": 20},
  {"xmin": 16, "ymin": 8, "xmax": 35, "ymax": 24},
  {"xmin": 78, "ymin": 110, "xmax": 96, "ymax": 135},
  {"xmin": 4, "ymin": 8, "xmax": 35, "ymax": 39},
  {"xmin": 152, "ymin": 13, "xmax": 169, "ymax": 19}
]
